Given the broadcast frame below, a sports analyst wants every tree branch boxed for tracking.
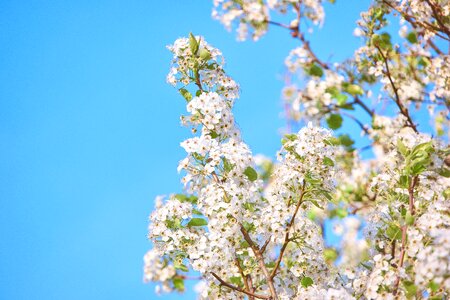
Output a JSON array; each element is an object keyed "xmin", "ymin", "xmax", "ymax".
[
  {"xmin": 374, "ymin": 45, "xmax": 418, "ymax": 133},
  {"xmin": 234, "ymin": 256, "xmax": 253, "ymax": 300},
  {"xmin": 240, "ymin": 225, "xmax": 279, "ymax": 300},
  {"xmin": 393, "ymin": 175, "xmax": 418, "ymax": 295},
  {"xmin": 211, "ymin": 272, "xmax": 271, "ymax": 299},
  {"xmin": 270, "ymin": 183, "xmax": 306, "ymax": 279}
]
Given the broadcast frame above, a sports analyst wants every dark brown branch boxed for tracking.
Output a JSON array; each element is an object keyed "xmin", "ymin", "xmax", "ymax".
[
  {"xmin": 424, "ymin": 0, "xmax": 450, "ymax": 37},
  {"xmin": 374, "ymin": 45, "xmax": 418, "ymax": 133},
  {"xmin": 341, "ymin": 111, "xmax": 370, "ymax": 135},
  {"xmin": 240, "ymin": 225, "xmax": 278, "ymax": 299},
  {"xmin": 211, "ymin": 272, "xmax": 271, "ymax": 299},
  {"xmin": 381, "ymin": 0, "xmax": 450, "ymax": 42},
  {"xmin": 355, "ymin": 96, "xmax": 374, "ymax": 117},
  {"xmin": 234, "ymin": 256, "xmax": 253, "ymax": 300},
  {"xmin": 260, "ymin": 237, "xmax": 271, "ymax": 254}
]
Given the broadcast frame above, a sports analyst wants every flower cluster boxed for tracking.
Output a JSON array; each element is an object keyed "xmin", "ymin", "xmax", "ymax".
[
  {"xmin": 143, "ymin": 0, "xmax": 450, "ymax": 297},
  {"xmin": 212, "ymin": 0, "xmax": 324, "ymax": 41}
]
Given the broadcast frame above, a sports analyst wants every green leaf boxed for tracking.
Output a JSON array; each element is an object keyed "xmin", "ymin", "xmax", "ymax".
[
  {"xmin": 173, "ymin": 277, "xmax": 185, "ymax": 291},
  {"xmin": 307, "ymin": 64, "xmax": 324, "ymax": 77},
  {"xmin": 398, "ymin": 175, "xmax": 410, "ymax": 189},
  {"xmin": 323, "ymin": 156, "xmax": 334, "ymax": 167},
  {"xmin": 179, "ymin": 88, "xmax": 192, "ymax": 102},
  {"xmin": 301, "ymin": 276, "xmax": 314, "ymax": 288},
  {"xmin": 174, "ymin": 263, "xmax": 189, "ymax": 272},
  {"xmin": 166, "ymin": 218, "xmax": 182, "ymax": 229},
  {"xmin": 192, "ymin": 208, "xmax": 203, "ymax": 215},
  {"xmin": 406, "ymin": 32, "xmax": 418, "ymax": 44},
  {"xmin": 326, "ymin": 114, "xmax": 343, "ymax": 130},
  {"xmin": 397, "ymin": 139, "xmax": 409, "ymax": 156},
  {"xmin": 199, "ymin": 48, "xmax": 211, "ymax": 61},
  {"xmin": 345, "ymin": 84, "xmax": 364, "ymax": 96},
  {"xmin": 187, "ymin": 218, "xmax": 208, "ymax": 227},
  {"xmin": 222, "ymin": 157, "xmax": 234, "ymax": 172},
  {"xmin": 386, "ymin": 224, "xmax": 402, "ymax": 241},
  {"xmin": 242, "ymin": 221, "xmax": 255, "ymax": 232},
  {"xmin": 324, "ymin": 248, "xmax": 338, "ymax": 262},
  {"xmin": 405, "ymin": 212, "xmax": 415, "ymax": 226},
  {"xmin": 438, "ymin": 167, "xmax": 450, "ymax": 178},
  {"xmin": 403, "ymin": 281, "xmax": 417, "ymax": 299},
  {"xmin": 338, "ymin": 134, "xmax": 354, "ymax": 147},
  {"xmin": 428, "ymin": 281, "xmax": 440, "ymax": 293},
  {"xmin": 244, "ymin": 166, "xmax": 258, "ymax": 181},
  {"xmin": 189, "ymin": 33, "xmax": 199, "ymax": 55},
  {"xmin": 309, "ymin": 199, "xmax": 323, "ymax": 209},
  {"xmin": 174, "ymin": 194, "xmax": 198, "ymax": 204},
  {"xmin": 229, "ymin": 276, "xmax": 242, "ymax": 286},
  {"xmin": 336, "ymin": 93, "xmax": 348, "ymax": 106}
]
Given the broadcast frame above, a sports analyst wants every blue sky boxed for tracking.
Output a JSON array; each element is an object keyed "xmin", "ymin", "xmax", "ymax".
[{"xmin": 0, "ymin": 1, "xmax": 370, "ymax": 299}]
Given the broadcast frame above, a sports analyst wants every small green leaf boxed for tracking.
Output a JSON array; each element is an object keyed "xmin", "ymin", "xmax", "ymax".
[
  {"xmin": 199, "ymin": 48, "xmax": 211, "ymax": 61},
  {"xmin": 405, "ymin": 212, "xmax": 415, "ymax": 226},
  {"xmin": 386, "ymin": 224, "xmax": 402, "ymax": 241},
  {"xmin": 242, "ymin": 221, "xmax": 255, "ymax": 232},
  {"xmin": 336, "ymin": 93, "xmax": 348, "ymax": 106},
  {"xmin": 173, "ymin": 277, "xmax": 185, "ymax": 291},
  {"xmin": 345, "ymin": 84, "xmax": 364, "ymax": 96},
  {"xmin": 244, "ymin": 166, "xmax": 258, "ymax": 181},
  {"xmin": 174, "ymin": 263, "xmax": 189, "ymax": 272},
  {"xmin": 397, "ymin": 139, "xmax": 409, "ymax": 156},
  {"xmin": 284, "ymin": 133, "xmax": 297, "ymax": 141},
  {"xmin": 189, "ymin": 33, "xmax": 199, "ymax": 55},
  {"xmin": 222, "ymin": 157, "xmax": 234, "ymax": 172},
  {"xmin": 309, "ymin": 199, "xmax": 324, "ymax": 209},
  {"xmin": 179, "ymin": 88, "xmax": 192, "ymax": 102},
  {"xmin": 438, "ymin": 167, "xmax": 450, "ymax": 178},
  {"xmin": 301, "ymin": 276, "xmax": 314, "ymax": 288},
  {"xmin": 403, "ymin": 281, "xmax": 417, "ymax": 299},
  {"xmin": 428, "ymin": 281, "xmax": 440, "ymax": 293},
  {"xmin": 229, "ymin": 276, "xmax": 242, "ymax": 286},
  {"xmin": 192, "ymin": 208, "xmax": 203, "ymax": 215},
  {"xmin": 398, "ymin": 175, "xmax": 410, "ymax": 189},
  {"xmin": 338, "ymin": 134, "xmax": 354, "ymax": 147},
  {"xmin": 406, "ymin": 32, "xmax": 418, "ymax": 44},
  {"xmin": 210, "ymin": 131, "xmax": 219, "ymax": 139},
  {"xmin": 307, "ymin": 64, "xmax": 324, "ymax": 77},
  {"xmin": 323, "ymin": 156, "xmax": 334, "ymax": 167},
  {"xmin": 324, "ymin": 248, "xmax": 338, "ymax": 262},
  {"xmin": 175, "ymin": 194, "xmax": 198, "ymax": 204},
  {"xmin": 326, "ymin": 114, "xmax": 343, "ymax": 130},
  {"xmin": 187, "ymin": 218, "xmax": 208, "ymax": 227}
]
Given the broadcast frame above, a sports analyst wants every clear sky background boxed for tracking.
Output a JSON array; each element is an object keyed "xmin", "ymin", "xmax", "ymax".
[{"xmin": 0, "ymin": 1, "xmax": 371, "ymax": 299}]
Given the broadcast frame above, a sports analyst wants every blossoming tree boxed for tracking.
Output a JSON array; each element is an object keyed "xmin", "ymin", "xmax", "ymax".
[{"xmin": 144, "ymin": 1, "xmax": 450, "ymax": 299}]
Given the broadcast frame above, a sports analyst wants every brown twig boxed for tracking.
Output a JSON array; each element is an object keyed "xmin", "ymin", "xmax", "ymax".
[
  {"xmin": 211, "ymin": 272, "xmax": 271, "ymax": 299},
  {"xmin": 234, "ymin": 256, "xmax": 253, "ymax": 300},
  {"xmin": 354, "ymin": 96, "xmax": 374, "ymax": 117},
  {"xmin": 341, "ymin": 111, "xmax": 370, "ymax": 135},
  {"xmin": 270, "ymin": 183, "xmax": 306, "ymax": 279},
  {"xmin": 374, "ymin": 45, "xmax": 418, "ymax": 133},
  {"xmin": 240, "ymin": 226, "xmax": 279, "ymax": 300}
]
